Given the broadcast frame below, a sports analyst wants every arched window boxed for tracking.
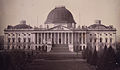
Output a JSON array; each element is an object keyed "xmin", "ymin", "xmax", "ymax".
[
  {"xmin": 8, "ymin": 38, "xmax": 11, "ymax": 43},
  {"xmin": 94, "ymin": 38, "xmax": 97, "ymax": 43},
  {"xmin": 18, "ymin": 38, "xmax": 21, "ymax": 42},
  {"xmin": 18, "ymin": 46, "xmax": 21, "ymax": 49},
  {"xmin": 28, "ymin": 38, "xmax": 31, "ymax": 42},
  {"xmin": 12, "ymin": 38, "xmax": 15, "ymax": 43},
  {"xmin": 28, "ymin": 46, "xmax": 30, "ymax": 49},
  {"xmin": 23, "ymin": 46, "xmax": 26, "ymax": 49},
  {"xmin": 8, "ymin": 34, "xmax": 10, "ymax": 36},
  {"xmin": 90, "ymin": 34, "xmax": 92, "ymax": 36},
  {"xmin": 23, "ymin": 38, "xmax": 26, "ymax": 42},
  {"xmin": 12, "ymin": 34, "xmax": 15, "ymax": 36},
  {"xmin": 90, "ymin": 38, "xmax": 92, "ymax": 42},
  {"xmin": 105, "ymin": 38, "xmax": 108, "ymax": 43},
  {"xmin": 100, "ymin": 37, "xmax": 102, "ymax": 42},
  {"xmin": 83, "ymin": 33, "xmax": 85, "ymax": 44},
  {"xmin": 110, "ymin": 38, "xmax": 112, "ymax": 43}
]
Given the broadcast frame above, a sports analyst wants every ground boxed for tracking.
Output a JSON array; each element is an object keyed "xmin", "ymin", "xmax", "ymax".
[{"xmin": 25, "ymin": 58, "xmax": 96, "ymax": 70}]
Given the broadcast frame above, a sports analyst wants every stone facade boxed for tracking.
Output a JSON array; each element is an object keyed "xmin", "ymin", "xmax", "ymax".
[{"xmin": 4, "ymin": 7, "xmax": 116, "ymax": 52}]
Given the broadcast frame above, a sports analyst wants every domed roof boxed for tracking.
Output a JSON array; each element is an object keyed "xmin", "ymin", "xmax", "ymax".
[
  {"xmin": 88, "ymin": 20, "xmax": 115, "ymax": 30},
  {"xmin": 7, "ymin": 20, "xmax": 32, "ymax": 29},
  {"xmin": 88, "ymin": 23, "xmax": 108, "ymax": 29},
  {"xmin": 45, "ymin": 6, "xmax": 76, "ymax": 24}
]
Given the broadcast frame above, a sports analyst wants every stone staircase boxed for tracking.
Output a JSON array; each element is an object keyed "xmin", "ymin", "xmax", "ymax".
[{"xmin": 51, "ymin": 44, "xmax": 70, "ymax": 52}]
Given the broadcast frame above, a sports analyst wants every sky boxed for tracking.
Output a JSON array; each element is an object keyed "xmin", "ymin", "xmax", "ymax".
[{"xmin": 0, "ymin": 0, "xmax": 120, "ymax": 40}]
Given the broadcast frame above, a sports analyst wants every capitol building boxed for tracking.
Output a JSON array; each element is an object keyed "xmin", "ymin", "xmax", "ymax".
[{"xmin": 4, "ymin": 6, "xmax": 116, "ymax": 52}]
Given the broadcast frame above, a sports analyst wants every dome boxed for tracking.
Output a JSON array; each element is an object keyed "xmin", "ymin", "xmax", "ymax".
[{"xmin": 45, "ymin": 6, "xmax": 76, "ymax": 24}]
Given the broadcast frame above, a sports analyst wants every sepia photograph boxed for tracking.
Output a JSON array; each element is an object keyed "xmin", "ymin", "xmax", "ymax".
[{"xmin": 0, "ymin": 0, "xmax": 120, "ymax": 70}]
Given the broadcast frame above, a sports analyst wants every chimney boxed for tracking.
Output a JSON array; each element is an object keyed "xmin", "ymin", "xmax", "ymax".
[
  {"xmin": 20, "ymin": 20, "xmax": 26, "ymax": 24},
  {"xmin": 95, "ymin": 20, "xmax": 101, "ymax": 24}
]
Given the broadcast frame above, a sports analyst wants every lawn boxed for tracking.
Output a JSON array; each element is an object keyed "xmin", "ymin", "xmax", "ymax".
[{"xmin": 25, "ymin": 59, "xmax": 96, "ymax": 70}]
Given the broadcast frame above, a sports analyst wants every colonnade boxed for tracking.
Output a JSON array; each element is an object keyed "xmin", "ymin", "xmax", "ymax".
[{"xmin": 34, "ymin": 32, "xmax": 86, "ymax": 45}]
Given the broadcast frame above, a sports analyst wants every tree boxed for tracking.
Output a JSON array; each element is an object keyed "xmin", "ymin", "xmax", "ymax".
[
  {"xmin": 91, "ymin": 47, "xmax": 98, "ymax": 66},
  {"xmin": 106, "ymin": 46, "xmax": 116, "ymax": 70},
  {"xmin": 82, "ymin": 46, "xmax": 89, "ymax": 59},
  {"xmin": 115, "ymin": 48, "xmax": 120, "ymax": 68},
  {"xmin": 86, "ymin": 49, "xmax": 92, "ymax": 64},
  {"xmin": 97, "ymin": 45, "xmax": 116, "ymax": 70}
]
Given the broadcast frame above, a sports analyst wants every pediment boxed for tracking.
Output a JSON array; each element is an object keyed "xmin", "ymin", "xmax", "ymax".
[{"xmin": 48, "ymin": 25, "xmax": 70, "ymax": 30}]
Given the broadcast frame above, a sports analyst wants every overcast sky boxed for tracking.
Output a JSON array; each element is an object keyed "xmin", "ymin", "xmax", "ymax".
[{"xmin": 0, "ymin": 0, "xmax": 120, "ymax": 39}]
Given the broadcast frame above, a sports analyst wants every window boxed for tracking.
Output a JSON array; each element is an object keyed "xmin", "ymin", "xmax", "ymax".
[
  {"xmin": 83, "ymin": 46, "xmax": 85, "ymax": 50},
  {"xmin": 22, "ymin": 33, "xmax": 26, "ymax": 36},
  {"xmin": 90, "ymin": 38, "xmax": 92, "ymax": 42},
  {"xmin": 100, "ymin": 38, "xmax": 102, "ymax": 42},
  {"xmin": 8, "ymin": 38, "xmax": 11, "ymax": 43},
  {"xmin": 18, "ymin": 38, "xmax": 21, "ymax": 42},
  {"xmin": 18, "ymin": 46, "xmax": 21, "ymax": 49},
  {"xmin": 83, "ymin": 33, "xmax": 85, "ymax": 44},
  {"xmin": 105, "ymin": 38, "xmax": 108, "ymax": 43},
  {"xmin": 110, "ymin": 34, "xmax": 112, "ymax": 36},
  {"xmin": 28, "ymin": 38, "xmax": 31, "ymax": 42},
  {"xmin": 12, "ymin": 34, "xmax": 15, "ymax": 36},
  {"xmin": 12, "ymin": 46, "xmax": 14, "ymax": 49},
  {"xmin": 110, "ymin": 38, "xmax": 112, "ymax": 43},
  {"xmin": 28, "ymin": 46, "xmax": 30, "ymax": 49},
  {"xmin": 23, "ymin": 38, "xmax": 26, "ymax": 42},
  {"xmin": 8, "ymin": 46, "xmax": 10, "ymax": 49},
  {"xmin": 94, "ymin": 38, "xmax": 97, "ymax": 43},
  {"xmin": 12, "ymin": 38, "xmax": 15, "ymax": 43},
  {"xmin": 8, "ymin": 34, "xmax": 10, "ymax": 36},
  {"xmin": 28, "ymin": 34, "xmax": 30, "ymax": 36},
  {"xmin": 23, "ymin": 46, "xmax": 26, "ymax": 49}
]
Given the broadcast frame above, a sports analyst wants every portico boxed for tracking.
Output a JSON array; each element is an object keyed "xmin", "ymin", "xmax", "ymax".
[{"xmin": 33, "ymin": 29, "xmax": 86, "ymax": 52}]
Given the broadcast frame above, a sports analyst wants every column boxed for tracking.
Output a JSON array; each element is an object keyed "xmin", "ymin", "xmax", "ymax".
[
  {"xmin": 47, "ymin": 33, "xmax": 49, "ymax": 43},
  {"xmin": 78, "ymin": 33, "xmax": 79, "ymax": 43},
  {"xmin": 41, "ymin": 33, "xmax": 42, "ymax": 44},
  {"xmin": 61, "ymin": 33, "xmax": 63, "ymax": 44},
  {"xmin": 74, "ymin": 33, "xmax": 76, "ymax": 44},
  {"xmin": 35, "ymin": 33, "xmax": 37, "ymax": 44},
  {"xmin": 44, "ymin": 33, "xmax": 45, "ymax": 44},
  {"xmin": 71, "ymin": 33, "xmax": 73, "ymax": 44},
  {"xmin": 68, "ymin": 33, "xmax": 70, "ymax": 44},
  {"xmin": 37, "ymin": 33, "xmax": 39, "ymax": 44},
  {"xmin": 58, "ymin": 33, "xmax": 59, "ymax": 44},
  {"xmin": 51, "ymin": 33, "xmax": 52, "ymax": 43},
  {"xmin": 81, "ymin": 33, "xmax": 83, "ymax": 44},
  {"xmin": 54, "ymin": 33, "xmax": 56, "ymax": 44},
  {"xmin": 81, "ymin": 33, "xmax": 83, "ymax": 50},
  {"xmin": 65, "ymin": 33, "xmax": 66, "ymax": 44}
]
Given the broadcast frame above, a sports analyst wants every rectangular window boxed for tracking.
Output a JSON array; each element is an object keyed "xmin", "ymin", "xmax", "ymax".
[
  {"xmin": 105, "ymin": 38, "xmax": 108, "ymax": 43},
  {"xmin": 28, "ymin": 38, "xmax": 31, "ymax": 42},
  {"xmin": 18, "ymin": 38, "xmax": 21, "ymax": 42},
  {"xmin": 83, "ymin": 33, "xmax": 85, "ymax": 44},
  {"xmin": 12, "ymin": 38, "xmax": 15, "ymax": 43},
  {"xmin": 110, "ymin": 38, "xmax": 112, "ymax": 43},
  {"xmin": 8, "ymin": 38, "xmax": 11, "ymax": 43},
  {"xmin": 100, "ymin": 38, "xmax": 102, "ymax": 42},
  {"xmin": 94, "ymin": 38, "xmax": 97, "ymax": 43},
  {"xmin": 35, "ymin": 33, "xmax": 37, "ymax": 44},
  {"xmin": 23, "ymin": 38, "xmax": 26, "ymax": 42},
  {"xmin": 90, "ymin": 38, "xmax": 92, "ymax": 42}
]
